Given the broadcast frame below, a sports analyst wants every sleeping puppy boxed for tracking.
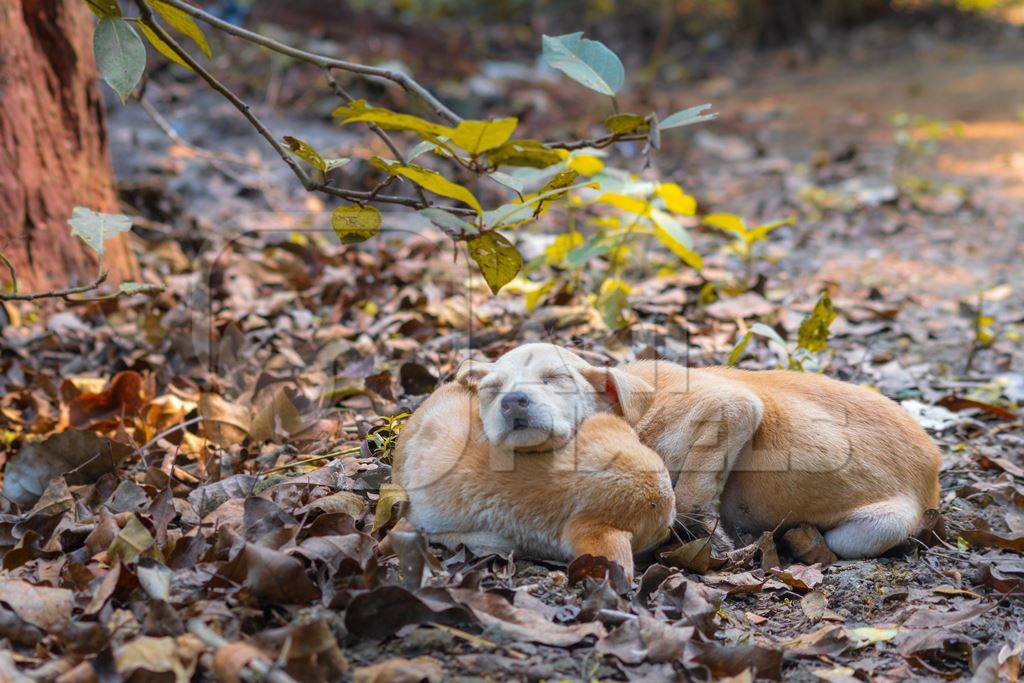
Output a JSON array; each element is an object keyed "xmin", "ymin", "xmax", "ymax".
[
  {"xmin": 395, "ymin": 343, "xmax": 941, "ymax": 567},
  {"xmin": 621, "ymin": 360, "xmax": 942, "ymax": 558},
  {"xmin": 391, "ymin": 344, "xmax": 674, "ymax": 580}
]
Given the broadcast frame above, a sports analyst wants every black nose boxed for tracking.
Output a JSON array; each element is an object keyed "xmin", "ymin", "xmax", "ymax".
[{"xmin": 501, "ymin": 392, "xmax": 530, "ymax": 415}]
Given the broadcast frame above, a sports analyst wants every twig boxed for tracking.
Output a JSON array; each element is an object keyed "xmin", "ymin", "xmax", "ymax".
[
  {"xmin": 430, "ymin": 624, "xmax": 529, "ymax": 659},
  {"xmin": 132, "ymin": 416, "xmax": 204, "ymax": 458},
  {"xmin": 187, "ymin": 619, "xmax": 299, "ymax": 683},
  {"xmin": 135, "ymin": 4, "xmax": 478, "ymax": 219},
  {"xmin": 548, "ymin": 132, "xmax": 648, "ymax": 151},
  {"xmin": 0, "ymin": 251, "xmax": 18, "ymax": 294},
  {"xmin": 0, "ymin": 268, "xmax": 109, "ymax": 302},
  {"xmin": 261, "ymin": 446, "xmax": 361, "ymax": 475},
  {"xmin": 149, "ymin": 0, "xmax": 462, "ymax": 125},
  {"xmin": 321, "ymin": 66, "xmax": 429, "ymax": 205},
  {"xmin": 136, "ymin": 95, "xmax": 252, "ymax": 166},
  {"xmin": 135, "ymin": 3, "xmax": 314, "ymax": 190}
]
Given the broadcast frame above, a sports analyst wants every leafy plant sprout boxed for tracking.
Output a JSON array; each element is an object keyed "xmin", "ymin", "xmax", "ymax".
[
  {"xmin": 728, "ymin": 291, "xmax": 836, "ymax": 371},
  {"xmin": 66, "ymin": 0, "xmax": 719, "ymax": 323},
  {"xmin": 703, "ymin": 213, "xmax": 796, "ymax": 289}
]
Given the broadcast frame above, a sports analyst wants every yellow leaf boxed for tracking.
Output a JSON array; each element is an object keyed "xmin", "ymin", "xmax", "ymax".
[
  {"xmin": 568, "ymin": 154, "xmax": 604, "ymax": 176},
  {"xmin": 467, "ymin": 231, "xmax": 522, "ymax": 294},
  {"xmin": 598, "ymin": 192, "xmax": 650, "ymax": 216},
  {"xmin": 148, "ymin": 0, "xmax": 211, "ymax": 58},
  {"xmin": 846, "ymin": 626, "xmax": 900, "ymax": 648},
  {"xmin": 283, "ymin": 136, "xmax": 349, "ymax": 173},
  {"xmin": 704, "ymin": 212, "xmax": 747, "ymax": 237},
  {"xmin": 371, "ymin": 483, "xmax": 409, "ymax": 533},
  {"xmin": 650, "ymin": 210, "xmax": 702, "ymax": 270},
  {"xmin": 505, "ymin": 278, "xmax": 556, "ymax": 311},
  {"xmin": 746, "ymin": 216, "xmax": 795, "ymax": 242},
  {"xmin": 600, "ymin": 277, "xmax": 631, "ymax": 295},
  {"xmin": 108, "ymin": 514, "xmax": 156, "ymax": 564},
  {"xmin": 604, "ymin": 113, "xmax": 648, "ymax": 135},
  {"xmin": 393, "ymin": 165, "xmax": 481, "ymax": 213},
  {"xmin": 486, "ymin": 139, "xmax": 563, "ymax": 168},
  {"xmin": 656, "ymin": 182, "xmax": 696, "ymax": 216},
  {"xmin": 545, "ymin": 231, "xmax": 584, "ymax": 264},
  {"xmin": 331, "ymin": 205, "xmax": 381, "ymax": 244},
  {"xmin": 137, "ymin": 22, "xmax": 192, "ymax": 70},
  {"xmin": 334, "ymin": 100, "xmax": 450, "ymax": 138},
  {"xmin": 449, "ymin": 118, "xmax": 518, "ymax": 154}
]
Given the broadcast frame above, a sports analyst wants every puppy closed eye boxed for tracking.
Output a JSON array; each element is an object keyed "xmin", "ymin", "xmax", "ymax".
[
  {"xmin": 478, "ymin": 381, "xmax": 502, "ymax": 396},
  {"xmin": 541, "ymin": 372, "xmax": 572, "ymax": 385}
]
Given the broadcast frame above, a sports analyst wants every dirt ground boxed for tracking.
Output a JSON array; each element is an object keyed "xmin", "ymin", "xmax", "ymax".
[{"xmin": 1, "ymin": 13, "xmax": 1022, "ymax": 682}]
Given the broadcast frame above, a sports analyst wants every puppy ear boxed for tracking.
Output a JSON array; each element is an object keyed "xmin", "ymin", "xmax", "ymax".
[
  {"xmin": 455, "ymin": 359, "xmax": 494, "ymax": 389},
  {"xmin": 582, "ymin": 367, "xmax": 654, "ymax": 425}
]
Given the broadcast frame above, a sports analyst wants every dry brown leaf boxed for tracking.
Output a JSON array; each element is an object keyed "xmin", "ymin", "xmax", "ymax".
[
  {"xmin": 353, "ymin": 656, "xmax": 443, "ymax": 683},
  {"xmin": 212, "ymin": 641, "xmax": 270, "ymax": 683},
  {"xmin": 0, "ymin": 580, "xmax": 73, "ymax": 632},
  {"xmin": 2, "ymin": 430, "xmax": 131, "ymax": 506},
  {"xmin": 450, "ymin": 588, "xmax": 606, "ymax": 646}
]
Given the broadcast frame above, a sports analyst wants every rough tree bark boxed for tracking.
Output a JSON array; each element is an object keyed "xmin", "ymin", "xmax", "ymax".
[{"xmin": 0, "ymin": 0, "xmax": 137, "ymax": 293}]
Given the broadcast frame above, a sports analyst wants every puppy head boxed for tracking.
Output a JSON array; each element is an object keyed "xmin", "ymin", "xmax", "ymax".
[{"xmin": 455, "ymin": 343, "xmax": 653, "ymax": 451}]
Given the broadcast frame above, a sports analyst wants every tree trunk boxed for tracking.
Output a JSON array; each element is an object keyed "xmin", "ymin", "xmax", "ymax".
[{"xmin": 0, "ymin": 0, "xmax": 136, "ymax": 294}]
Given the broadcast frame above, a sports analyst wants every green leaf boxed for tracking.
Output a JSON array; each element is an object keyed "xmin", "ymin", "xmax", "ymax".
[
  {"xmin": 283, "ymin": 136, "xmax": 349, "ymax": 173},
  {"xmin": 597, "ymin": 279, "xmax": 631, "ymax": 329},
  {"xmin": 658, "ymin": 104, "xmax": 717, "ymax": 130},
  {"xmin": 331, "ymin": 205, "xmax": 381, "ymax": 244},
  {"xmin": 93, "ymin": 17, "xmax": 146, "ymax": 104},
  {"xmin": 449, "ymin": 118, "xmax": 518, "ymax": 154},
  {"xmin": 796, "ymin": 292, "xmax": 836, "ymax": 353},
  {"xmin": 467, "ymin": 232, "xmax": 522, "ymax": 294},
  {"xmin": 147, "ymin": 0, "xmax": 211, "ymax": 57},
  {"xmin": 604, "ymin": 113, "xmax": 648, "ymax": 135},
  {"xmin": 84, "ymin": 0, "xmax": 121, "ymax": 17},
  {"xmin": 486, "ymin": 139, "xmax": 564, "ymax": 169},
  {"xmin": 378, "ymin": 161, "xmax": 482, "ymax": 213},
  {"xmin": 487, "ymin": 171, "xmax": 526, "ymax": 194},
  {"xmin": 649, "ymin": 210, "xmax": 702, "ymax": 270},
  {"xmin": 749, "ymin": 322, "xmax": 789, "ymax": 351},
  {"xmin": 541, "ymin": 32, "xmax": 625, "ymax": 96},
  {"xmin": 137, "ymin": 22, "xmax": 191, "ymax": 70},
  {"xmin": 483, "ymin": 181, "xmax": 593, "ymax": 230},
  {"xmin": 566, "ymin": 235, "xmax": 613, "ymax": 269},
  {"xmin": 68, "ymin": 207, "xmax": 133, "ymax": 255},
  {"xmin": 419, "ymin": 208, "xmax": 478, "ymax": 238}
]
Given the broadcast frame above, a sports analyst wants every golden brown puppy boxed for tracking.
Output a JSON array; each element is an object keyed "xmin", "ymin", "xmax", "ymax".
[
  {"xmin": 621, "ymin": 361, "xmax": 941, "ymax": 558},
  {"xmin": 391, "ymin": 345, "xmax": 674, "ymax": 579},
  {"xmin": 394, "ymin": 343, "xmax": 941, "ymax": 568}
]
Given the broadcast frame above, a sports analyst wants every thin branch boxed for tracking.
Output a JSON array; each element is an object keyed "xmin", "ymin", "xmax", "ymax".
[
  {"xmin": 0, "ymin": 269, "xmax": 109, "ymax": 302},
  {"xmin": 135, "ymin": 4, "xmax": 476, "ymax": 218},
  {"xmin": 136, "ymin": 3, "xmax": 316, "ymax": 191},
  {"xmin": 151, "ymin": 0, "xmax": 462, "ymax": 125},
  {"xmin": 548, "ymin": 132, "xmax": 648, "ymax": 151},
  {"xmin": 0, "ymin": 251, "xmax": 18, "ymax": 294},
  {"xmin": 188, "ymin": 619, "xmax": 299, "ymax": 683},
  {"xmin": 321, "ymin": 66, "xmax": 429, "ymax": 205}
]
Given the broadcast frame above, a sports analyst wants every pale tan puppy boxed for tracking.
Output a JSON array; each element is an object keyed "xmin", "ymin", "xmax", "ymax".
[
  {"xmin": 620, "ymin": 360, "xmax": 942, "ymax": 558},
  {"xmin": 392, "ymin": 344, "xmax": 674, "ymax": 579}
]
